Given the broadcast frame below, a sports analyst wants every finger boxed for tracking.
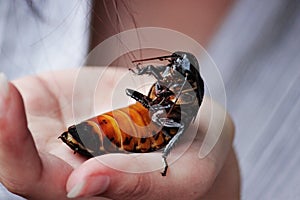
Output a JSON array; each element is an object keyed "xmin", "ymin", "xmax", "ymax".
[
  {"xmin": 66, "ymin": 149, "xmax": 219, "ymax": 200},
  {"xmin": 202, "ymin": 148, "xmax": 240, "ymax": 200},
  {"xmin": 197, "ymin": 97, "xmax": 234, "ymax": 162},
  {"xmin": 0, "ymin": 73, "xmax": 42, "ymax": 194}
]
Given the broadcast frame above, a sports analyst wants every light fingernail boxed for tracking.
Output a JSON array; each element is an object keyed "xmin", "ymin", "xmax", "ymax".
[
  {"xmin": 67, "ymin": 175, "xmax": 110, "ymax": 198},
  {"xmin": 67, "ymin": 180, "xmax": 86, "ymax": 198}
]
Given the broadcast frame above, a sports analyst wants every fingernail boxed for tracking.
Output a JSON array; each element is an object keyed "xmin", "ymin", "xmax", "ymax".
[
  {"xmin": 67, "ymin": 175, "xmax": 110, "ymax": 198},
  {"xmin": 0, "ymin": 73, "xmax": 9, "ymax": 116},
  {"xmin": 67, "ymin": 180, "xmax": 86, "ymax": 198}
]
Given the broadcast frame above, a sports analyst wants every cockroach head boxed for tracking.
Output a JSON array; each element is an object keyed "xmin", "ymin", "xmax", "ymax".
[{"xmin": 171, "ymin": 51, "xmax": 200, "ymax": 71}]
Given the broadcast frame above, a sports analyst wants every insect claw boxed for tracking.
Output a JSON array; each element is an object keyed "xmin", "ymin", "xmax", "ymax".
[
  {"xmin": 128, "ymin": 68, "xmax": 136, "ymax": 73},
  {"xmin": 73, "ymin": 147, "xmax": 79, "ymax": 154},
  {"xmin": 161, "ymin": 156, "xmax": 168, "ymax": 176},
  {"xmin": 126, "ymin": 88, "xmax": 152, "ymax": 109},
  {"xmin": 125, "ymin": 88, "xmax": 134, "ymax": 97},
  {"xmin": 129, "ymin": 64, "xmax": 143, "ymax": 75},
  {"xmin": 161, "ymin": 168, "xmax": 168, "ymax": 176}
]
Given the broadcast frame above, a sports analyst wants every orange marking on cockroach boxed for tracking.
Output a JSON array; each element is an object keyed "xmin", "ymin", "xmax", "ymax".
[{"xmin": 59, "ymin": 51, "xmax": 204, "ymax": 176}]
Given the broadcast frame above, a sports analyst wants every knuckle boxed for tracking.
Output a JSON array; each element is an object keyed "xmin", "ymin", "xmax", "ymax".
[{"xmin": 115, "ymin": 174, "xmax": 152, "ymax": 199}]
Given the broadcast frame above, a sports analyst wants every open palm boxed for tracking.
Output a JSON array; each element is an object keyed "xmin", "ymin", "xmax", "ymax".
[{"xmin": 0, "ymin": 68, "xmax": 239, "ymax": 200}]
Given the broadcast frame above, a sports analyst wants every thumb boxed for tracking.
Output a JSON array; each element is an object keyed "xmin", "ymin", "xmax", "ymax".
[
  {"xmin": 66, "ymin": 151, "xmax": 209, "ymax": 200},
  {"xmin": 66, "ymin": 153, "xmax": 176, "ymax": 200},
  {"xmin": 0, "ymin": 73, "xmax": 42, "ymax": 194}
]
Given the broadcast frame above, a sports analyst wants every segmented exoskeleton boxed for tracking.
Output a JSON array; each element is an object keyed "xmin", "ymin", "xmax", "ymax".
[{"xmin": 59, "ymin": 51, "xmax": 204, "ymax": 176}]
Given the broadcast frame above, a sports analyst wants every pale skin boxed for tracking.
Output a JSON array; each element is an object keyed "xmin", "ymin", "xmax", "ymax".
[{"xmin": 0, "ymin": 67, "xmax": 239, "ymax": 199}]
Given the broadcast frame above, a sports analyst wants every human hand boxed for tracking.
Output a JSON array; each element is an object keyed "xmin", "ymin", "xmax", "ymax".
[{"xmin": 0, "ymin": 68, "xmax": 239, "ymax": 200}]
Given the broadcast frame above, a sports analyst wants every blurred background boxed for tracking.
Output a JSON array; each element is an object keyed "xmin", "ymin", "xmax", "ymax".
[{"xmin": 0, "ymin": 0, "xmax": 299, "ymax": 199}]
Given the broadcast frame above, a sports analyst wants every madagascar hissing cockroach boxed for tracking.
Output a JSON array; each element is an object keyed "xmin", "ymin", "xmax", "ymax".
[{"xmin": 59, "ymin": 51, "xmax": 204, "ymax": 176}]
